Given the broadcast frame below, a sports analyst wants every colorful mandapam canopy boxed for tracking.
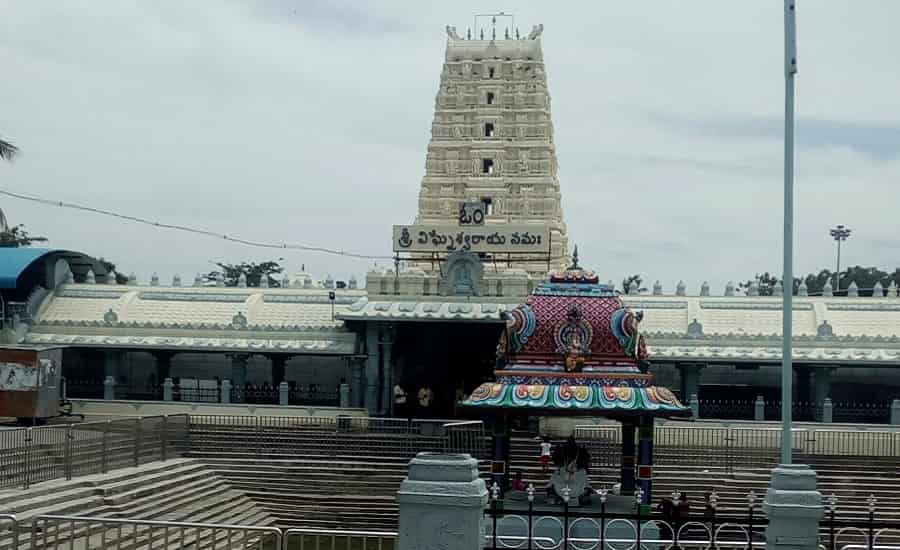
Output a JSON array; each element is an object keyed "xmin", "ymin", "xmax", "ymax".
[{"xmin": 462, "ymin": 265, "xmax": 690, "ymax": 418}]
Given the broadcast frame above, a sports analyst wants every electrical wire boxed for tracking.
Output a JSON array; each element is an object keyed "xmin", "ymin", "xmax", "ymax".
[{"xmin": 0, "ymin": 188, "xmax": 394, "ymax": 260}]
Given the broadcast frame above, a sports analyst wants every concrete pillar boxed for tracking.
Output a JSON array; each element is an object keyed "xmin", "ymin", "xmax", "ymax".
[
  {"xmin": 270, "ymin": 355, "xmax": 287, "ymax": 386},
  {"xmin": 763, "ymin": 464, "xmax": 823, "ymax": 550},
  {"xmin": 230, "ymin": 354, "xmax": 249, "ymax": 403},
  {"xmin": 620, "ymin": 421, "xmax": 637, "ymax": 496},
  {"xmin": 351, "ymin": 359, "xmax": 365, "ymax": 408},
  {"xmin": 636, "ymin": 416, "xmax": 654, "ymax": 505},
  {"xmin": 103, "ymin": 376, "xmax": 115, "ymax": 400},
  {"xmin": 153, "ymin": 352, "xmax": 174, "ymax": 383},
  {"xmin": 364, "ymin": 325, "xmax": 380, "ymax": 415},
  {"xmin": 103, "ymin": 351, "xmax": 126, "ymax": 384},
  {"xmin": 891, "ymin": 399, "xmax": 900, "ymax": 425},
  {"xmin": 398, "ymin": 453, "xmax": 487, "ymax": 550},
  {"xmin": 380, "ymin": 328, "xmax": 395, "ymax": 416},
  {"xmin": 339, "ymin": 383, "xmax": 350, "ymax": 408},
  {"xmin": 689, "ymin": 393, "xmax": 700, "ymax": 419},
  {"xmin": 795, "ymin": 366, "xmax": 812, "ymax": 404},
  {"xmin": 163, "ymin": 378, "xmax": 174, "ymax": 402},
  {"xmin": 491, "ymin": 413, "xmax": 511, "ymax": 492},
  {"xmin": 822, "ymin": 398, "xmax": 833, "ymax": 423},
  {"xmin": 679, "ymin": 364, "xmax": 703, "ymax": 402},
  {"xmin": 279, "ymin": 381, "xmax": 289, "ymax": 406},
  {"xmin": 813, "ymin": 367, "xmax": 832, "ymax": 408},
  {"xmin": 220, "ymin": 379, "xmax": 232, "ymax": 404},
  {"xmin": 755, "ymin": 395, "xmax": 765, "ymax": 421}
]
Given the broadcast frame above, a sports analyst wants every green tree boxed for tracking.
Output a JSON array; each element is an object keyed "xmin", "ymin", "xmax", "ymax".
[
  {"xmin": 621, "ymin": 274, "xmax": 646, "ymax": 295},
  {"xmin": 205, "ymin": 260, "xmax": 284, "ymax": 288},
  {"xmin": 743, "ymin": 267, "xmax": 900, "ymax": 297},
  {"xmin": 98, "ymin": 259, "xmax": 130, "ymax": 285},
  {"xmin": 0, "ymin": 137, "xmax": 17, "ymax": 162},
  {"xmin": 0, "ymin": 224, "xmax": 48, "ymax": 248}
]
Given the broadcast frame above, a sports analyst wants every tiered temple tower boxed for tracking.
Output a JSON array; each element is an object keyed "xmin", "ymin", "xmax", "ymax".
[{"xmin": 413, "ymin": 23, "xmax": 569, "ymax": 275}]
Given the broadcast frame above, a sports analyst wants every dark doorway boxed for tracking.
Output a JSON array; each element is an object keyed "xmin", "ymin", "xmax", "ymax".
[{"xmin": 392, "ymin": 321, "xmax": 503, "ymax": 418}]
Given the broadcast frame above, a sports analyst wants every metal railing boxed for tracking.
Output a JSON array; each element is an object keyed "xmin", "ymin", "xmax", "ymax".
[
  {"xmin": 188, "ymin": 415, "xmax": 488, "ymax": 460},
  {"xmin": 485, "ymin": 494, "xmax": 768, "ymax": 550},
  {"xmin": 30, "ymin": 514, "xmax": 282, "ymax": 550},
  {"xmin": 575, "ymin": 424, "xmax": 900, "ymax": 477},
  {"xmin": 0, "ymin": 515, "xmax": 17, "ymax": 550},
  {"xmin": 0, "ymin": 415, "xmax": 189, "ymax": 490},
  {"xmin": 284, "ymin": 528, "xmax": 396, "ymax": 550}
]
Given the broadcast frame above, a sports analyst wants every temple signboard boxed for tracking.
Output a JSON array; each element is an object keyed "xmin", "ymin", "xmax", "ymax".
[{"xmin": 393, "ymin": 225, "xmax": 550, "ymax": 254}]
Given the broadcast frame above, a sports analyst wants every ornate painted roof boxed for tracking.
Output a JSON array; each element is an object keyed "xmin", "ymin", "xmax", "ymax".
[{"xmin": 463, "ymin": 268, "xmax": 690, "ymax": 417}]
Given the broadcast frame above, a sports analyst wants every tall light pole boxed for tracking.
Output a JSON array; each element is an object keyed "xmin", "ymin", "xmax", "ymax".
[
  {"xmin": 829, "ymin": 225, "xmax": 851, "ymax": 293},
  {"xmin": 781, "ymin": 0, "xmax": 798, "ymax": 465}
]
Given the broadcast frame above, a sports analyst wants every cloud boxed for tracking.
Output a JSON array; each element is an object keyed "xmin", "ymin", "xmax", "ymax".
[{"xmin": 0, "ymin": 1, "xmax": 898, "ymax": 291}]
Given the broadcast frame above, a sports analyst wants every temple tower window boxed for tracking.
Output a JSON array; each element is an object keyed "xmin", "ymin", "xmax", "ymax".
[
  {"xmin": 484, "ymin": 122, "xmax": 495, "ymax": 137},
  {"xmin": 486, "ymin": 92, "xmax": 495, "ymax": 105},
  {"xmin": 482, "ymin": 159, "xmax": 494, "ymax": 174}
]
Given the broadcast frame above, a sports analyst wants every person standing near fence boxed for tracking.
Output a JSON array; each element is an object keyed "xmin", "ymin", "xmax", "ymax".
[
  {"xmin": 417, "ymin": 384, "xmax": 433, "ymax": 419},
  {"xmin": 540, "ymin": 437, "xmax": 552, "ymax": 473},
  {"xmin": 394, "ymin": 383, "xmax": 408, "ymax": 418}
]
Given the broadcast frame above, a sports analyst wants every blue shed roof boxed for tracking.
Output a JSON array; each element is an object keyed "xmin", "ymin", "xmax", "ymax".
[{"xmin": 0, "ymin": 248, "xmax": 56, "ymax": 289}]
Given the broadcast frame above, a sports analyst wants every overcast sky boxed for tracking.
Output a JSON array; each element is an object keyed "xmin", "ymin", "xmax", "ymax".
[{"xmin": 1, "ymin": 1, "xmax": 898, "ymax": 292}]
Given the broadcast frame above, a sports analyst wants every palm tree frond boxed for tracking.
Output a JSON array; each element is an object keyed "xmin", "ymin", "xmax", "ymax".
[{"xmin": 0, "ymin": 138, "xmax": 19, "ymax": 161}]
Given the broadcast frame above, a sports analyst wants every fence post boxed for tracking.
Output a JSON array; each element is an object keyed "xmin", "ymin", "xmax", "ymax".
[
  {"xmin": 279, "ymin": 382, "xmax": 289, "ymax": 406},
  {"xmin": 891, "ymin": 399, "xmax": 900, "ymax": 425},
  {"xmin": 133, "ymin": 417, "xmax": 142, "ymax": 467},
  {"xmin": 220, "ymin": 380, "xmax": 232, "ymax": 404},
  {"xmin": 763, "ymin": 464, "xmax": 823, "ymax": 550},
  {"xmin": 102, "ymin": 420, "xmax": 110, "ymax": 473},
  {"xmin": 689, "ymin": 394, "xmax": 700, "ymax": 419},
  {"xmin": 822, "ymin": 398, "xmax": 833, "ymax": 424},
  {"xmin": 161, "ymin": 415, "xmax": 168, "ymax": 461},
  {"xmin": 339, "ymin": 383, "xmax": 350, "ymax": 408},
  {"xmin": 398, "ymin": 453, "xmax": 487, "ymax": 550},
  {"xmin": 754, "ymin": 395, "xmax": 765, "ymax": 421},
  {"xmin": 163, "ymin": 378, "xmax": 174, "ymax": 402},
  {"xmin": 103, "ymin": 376, "xmax": 115, "ymax": 400},
  {"xmin": 65, "ymin": 424, "xmax": 74, "ymax": 480},
  {"xmin": 23, "ymin": 427, "xmax": 32, "ymax": 490}
]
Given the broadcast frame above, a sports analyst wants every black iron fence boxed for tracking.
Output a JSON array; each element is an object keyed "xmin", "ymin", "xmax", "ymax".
[
  {"xmin": 485, "ymin": 490, "xmax": 900, "ymax": 550},
  {"xmin": 694, "ymin": 399, "xmax": 894, "ymax": 424}
]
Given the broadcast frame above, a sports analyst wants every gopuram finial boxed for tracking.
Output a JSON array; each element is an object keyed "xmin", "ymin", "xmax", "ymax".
[
  {"xmin": 467, "ymin": 27, "xmax": 471, "ymax": 40},
  {"xmin": 515, "ymin": 27, "xmax": 520, "ymax": 39},
  {"xmin": 568, "ymin": 245, "xmax": 580, "ymax": 270}
]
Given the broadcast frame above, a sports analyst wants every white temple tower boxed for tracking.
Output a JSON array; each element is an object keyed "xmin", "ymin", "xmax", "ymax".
[{"xmin": 413, "ymin": 22, "xmax": 569, "ymax": 275}]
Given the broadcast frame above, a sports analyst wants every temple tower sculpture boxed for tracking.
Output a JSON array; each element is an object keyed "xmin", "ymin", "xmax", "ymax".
[{"xmin": 414, "ymin": 23, "xmax": 569, "ymax": 275}]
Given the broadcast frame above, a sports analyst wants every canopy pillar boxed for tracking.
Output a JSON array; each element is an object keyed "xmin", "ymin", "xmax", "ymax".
[{"xmin": 620, "ymin": 420, "xmax": 636, "ymax": 496}]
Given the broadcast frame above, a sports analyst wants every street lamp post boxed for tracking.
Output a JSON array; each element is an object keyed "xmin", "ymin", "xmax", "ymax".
[
  {"xmin": 781, "ymin": 0, "xmax": 798, "ymax": 465},
  {"xmin": 829, "ymin": 225, "xmax": 852, "ymax": 293}
]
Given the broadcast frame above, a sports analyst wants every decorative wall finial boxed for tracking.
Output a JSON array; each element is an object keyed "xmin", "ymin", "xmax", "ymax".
[
  {"xmin": 445, "ymin": 25, "xmax": 462, "ymax": 40},
  {"xmin": 85, "ymin": 269, "xmax": 96, "ymax": 285},
  {"xmin": 281, "ymin": 273, "xmax": 290, "ymax": 288},
  {"xmin": 259, "ymin": 273, "xmax": 269, "ymax": 288},
  {"xmin": 872, "ymin": 281, "xmax": 884, "ymax": 298},
  {"xmin": 150, "ymin": 273, "xmax": 159, "ymax": 286},
  {"xmin": 128, "ymin": 272, "xmax": 137, "ymax": 286},
  {"xmin": 194, "ymin": 273, "xmax": 203, "ymax": 287},
  {"xmin": 652, "ymin": 280, "xmax": 663, "ymax": 296},
  {"xmin": 106, "ymin": 270, "xmax": 118, "ymax": 285},
  {"xmin": 480, "ymin": 28, "xmax": 484, "ymax": 40},
  {"xmin": 798, "ymin": 280, "xmax": 808, "ymax": 296},
  {"xmin": 527, "ymin": 24, "xmax": 544, "ymax": 40},
  {"xmin": 467, "ymin": 27, "xmax": 472, "ymax": 40},
  {"xmin": 773, "ymin": 280, "xmax": 784, "ymax": 297},
  {"xmin": 675, "ymin": 280, "xmax": 686, "ymax": 296},
  {"xmin": 847, "ymin": 280, "xmax": 859, "ymax": 297},
  {"xmin": 172, "ymin": 274, "xmax": 181, "ymax": 287},
  {"xmin": 505, "ymin": 27, "xmax": 509, "ymax": 39},
  {"xmin": 724, "ymin": 281, "xmax": 735, "ymax": 296},
  {"xmin": 515, "ymin": 27, "xmax": 520, "ymax": 39},
  {"xmin": 349, "ymin": 275, "xmax": 358, "ymax": 290},
  {"xmin": 700, "ymin": 281, "xmax": 710, "ymax": 297},
  {"xmin": 747, "ymin": 279, "xmax": 759, "ymax": 297},
  {"xmin": 215, "ymin": 272, "xmax": 225, "ymax": 287},
  {"xmin": 888, "ymin": 281, "xmax": 898, "ymax": 298},
  {"xmin": 822, "ymin": 280, "xmax": 833, "ymax": 297}
]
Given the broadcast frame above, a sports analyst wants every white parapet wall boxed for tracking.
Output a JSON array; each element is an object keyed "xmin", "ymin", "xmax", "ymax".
[{"xmin": 69, "ymin": 398, "xmax": 368, "ymax": 419}]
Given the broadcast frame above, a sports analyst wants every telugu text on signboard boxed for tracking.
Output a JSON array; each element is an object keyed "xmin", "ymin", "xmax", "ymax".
[{"xmin": 393, "ymin": 225, "xmax": 550, "ymax": 254}]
